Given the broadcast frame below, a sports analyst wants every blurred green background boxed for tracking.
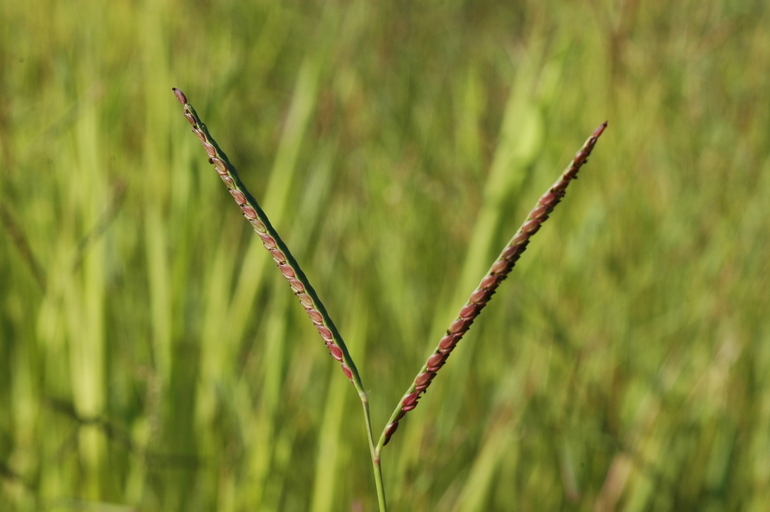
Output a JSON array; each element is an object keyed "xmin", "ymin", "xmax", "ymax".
[{"xmin": 2, "ymin": 0, "xmax": 769, "ymax": 510}]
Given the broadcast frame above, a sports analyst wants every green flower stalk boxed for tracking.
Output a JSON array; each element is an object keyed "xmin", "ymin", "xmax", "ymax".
[{"xmin": 173, "ymin": 86, "xmax": 605, "ymax": 512}]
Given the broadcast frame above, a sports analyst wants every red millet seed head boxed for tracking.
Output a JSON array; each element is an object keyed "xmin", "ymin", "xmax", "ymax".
[
  {"xmin": 468, "ymin": 288, "xmax": 490, "ymax": 304},
  {"xmin": 384, "ymin": 422, "xmax": 399, "ymax": 438},
  {"xmin": 193, "ymin": 129, "xmax": 206, "ymax": 143},
  {"xmin": 278, "ymin": 264, "xmax": 296, "ymax": 279},
  {"xmin": 511, "ymin": 231, "xmax": 529, "ymax": 245},
  {"xmin": 298, "ymin": 293, "xmax": 313, "ymax": 308},
  {"xmin": 539, "ymin": 191, "xmax": 559, "ymax": 208},
  {"xmin": 427, "ymin": 352, "xmax": 447, "ymax": 369},
  {"xmin": 211, "ymin": 157, "xmax": 227, "ymax": 175},
  {"xmin": 202, "ymin": 142, "xmax": 217, "ymax": 159},
  {"xmin": 241, "ymin": 206, "xmax": 257, "ymax": 220},
  {"xmin": 402, "ymin": 391, "xmax": 420, "ymax": 407},
  {"xmin": 529, "ymin": 204, "xmax": 550, "ymax": 220},
  {"xmin": 427, "ymin": 362, "xmax": 445, "ymax": 372},
  {"xmin": 340, "ymin": 363, "xmax": 353, "ymax": 379},
  {"xmin": 259, "ymin": 234, "xmax": 277, "ymax": 249},
  {"xmin": 502, "ymin": 245, "xmax": 522, "ymax": 261},
  {"xmin": 573, "ymin": 151, "xmax": 588, "ymax": 168},
  {"xmin": 317, "ymin": 325, "xmax": 333, "ymax": 342},
  {"xmin": 448, "ymin": 317, "xmax": 473, "ymax": 335},
  {"xmin": 291, "ymin": 279, "xmax": 306, "ymax": 293},
  {"xmin": 229, "ymin": 189, "xmax": 247, "ymax": 205},
  {"xmin": 459, "ymin": 303, "xmax": 480, "ymax": 318},
  {"xmin": 438, "ymin": 334, "xmax": 457, "ymax": 351},
  {"xmin": 269, "ymin": 248, "xmax": 286, "ymax": 263},
  {"xmin": 220, "ymin": 176, "xmax": 235, "ymax": 187},
  {"xmin": 490, "ymin": 259, "xmax": 510, "ymax": 275},
  {"xmin": 414, "ymin": 371, "xmax": 435, "ymax": 387},
  {"xmin": 401, "ymin": 403, "xmax": 418, "ymax": 412},
  {"xmin": 521, "ymin": 219, "xmax": 541, "ymax": 234},
  {"xmin": 172, "ymin": 87, "xmax": 188, "ymax": 105},
  {"xmin": 306, "ymin": 308, "xmax": 323, "ymax": 323},
  {"xmin": 184, "ymin": 112, "xmax": 196, "ymax": 126},
  {"xmin": 479, "ymin": 274, "xmax": 498, "ymax": 289},
  {"xmin": 291, "ymin": 279, "xmax": 308, "ymax": 294},
  {"xmin": 395, "ymin": 410, "xmax": 406, "ymax": 422},
  {"xmin": 327, "ymin": 343, "xmax": 344, "ymax": 362}
]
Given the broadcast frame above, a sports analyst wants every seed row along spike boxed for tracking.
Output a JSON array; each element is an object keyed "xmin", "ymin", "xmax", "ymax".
[
  {"xmin": 380, "ymin": 121, "xmax": 607, "ymax": 447},
  {"xmin": 172, "ymin": 88, "xmax": 366, "ymax": 392}
]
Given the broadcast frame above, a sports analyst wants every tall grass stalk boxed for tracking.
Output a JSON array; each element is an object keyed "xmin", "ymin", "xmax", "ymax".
[{"xmin": 173, "ymin": 87, "xmax": 605, "ymax": 510}]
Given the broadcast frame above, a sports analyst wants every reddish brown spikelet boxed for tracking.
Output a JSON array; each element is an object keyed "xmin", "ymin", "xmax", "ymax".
[
  {"xmin": 381, "ymin": 122, "xmax": 607, "ymax": 446},
  {"xmin": 172, "ymin": 87, "xmax": 188, "ymax": 105}
]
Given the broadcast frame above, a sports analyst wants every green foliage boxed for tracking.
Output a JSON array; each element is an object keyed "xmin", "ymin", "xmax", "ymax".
[{"xmin": 1, "ymin": 0, "xmax": 769, "ymax": 510}]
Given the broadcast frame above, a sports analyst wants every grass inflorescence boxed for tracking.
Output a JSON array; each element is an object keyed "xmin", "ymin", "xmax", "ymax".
[{"xmin": 173, "ymin": 87, "xmax": 605, "ymax": 510}]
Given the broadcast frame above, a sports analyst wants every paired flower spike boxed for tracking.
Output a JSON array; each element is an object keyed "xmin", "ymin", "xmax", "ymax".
[{"xmin": 172, "ymin": 87, "xmax": 606, "ymax": 449}]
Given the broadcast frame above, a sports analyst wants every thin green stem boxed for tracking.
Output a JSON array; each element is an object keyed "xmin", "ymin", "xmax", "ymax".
[{"xmin": 360, "ymin": 393, "xmax": 387, "ymax": 512}]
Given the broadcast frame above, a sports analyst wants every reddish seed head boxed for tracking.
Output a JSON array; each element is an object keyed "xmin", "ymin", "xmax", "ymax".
[
  {"xmin": 479, "ymin": 274, "xmax": 498, "ymax": 289},
  {"xmin": 438, "ymin": 334, "xmax": 456, "ymax": 351},
  {"xmin": 278, "ymin": 264, "xmax": 296, "ymax": 278},
  {"xmin": 259, "ymin": 234, "xmax": 277, "ymax": 249},
  {"xmin": 172, "ymin": 87, "xmax": 188, "ymax": 105},
  {"xmin": 297, "ymin": 293, "xmax": 313, "ymax": 308},
  {"xmin": 317, "ymin": 325, "xmax": 333, "ymax": 342},
  {"xmin": 202, "ymin": 142, "xmax": 217, "ymax": 159},
  {"xmin": 539, "ymin": 192, "xmax": 559, "ymax": 208},
  {"xmin": 448, "ymin": 318, "xmax": 472, "ymax": 335},
  {"xmin": 459, "ymin": 303, "xmax": 479, "ymax": 319},
  {"xmin": 415, "ymin": 371, "xmax": 435, "ymax": 387},
  {"xmin": 384, "ymin": 422, "xmax": 399, "ymax": 438},
  {"xmin": 242, "ymin": 205, "xmax": 257, "ymax": 220},
  {"xmin": 402, "ymin": 392, "xmax": 420, "ymax": 407},
  {"xmin": 593, "ymin": 121, "xmax": 608, "ymax": 138},
  {"xmin": 290, "ymin": 279, "xmax": 307, "ymax": 294},
  {"xmin": 306, "ymin": 308, "xmax": 323, "ymax": 323},
  {"xmin": 269, "ymin": 248, "xmax": 286, "ymax": 262},
  {"xmin": 529, "ymin": 204, "xmax": 549, "ymax": 220},
  {"xmin": 340, "ymin": 363, "xmax": 353, "ymax": 379},
  {"xmin": 468, "ymin": 288, "xmax": 489, "ymax": 304},
  {"xmin": 427, "ymin": 352, "xmax": 446, "ymax": 369},
  {"xmin": 490, "ymin": 259, "xmax": 510, "ymax": 275},
  {"xmin": 229, "ymin": 189, "xmax": 246, "ymax": 205},
  {"xmin": 521, "ymin": 219, "xmax": 541, "ymax": 234},
  {"xmin": 328, "ymin": 343, "xmax": 344, "ymax": 361},
  {"xmin": 502, "ymin": 244, "xmax": 522, "ymax": 261},
  {"xmin": 211, "ymin": 157, "xmax": 227, "ymax": 175}
]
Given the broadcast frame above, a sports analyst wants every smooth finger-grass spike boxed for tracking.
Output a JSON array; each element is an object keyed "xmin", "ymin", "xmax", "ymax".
[
  {"xmin": 173, "ymin": 87, "xmax": 606, "ymax": 512},
  {"xmin": 379, "ymin": 121, "xmax": 607, "ymax": 447},
  {"xmin": 171, "ymin": 88, "xmax": 366, "ymax": 391}
]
